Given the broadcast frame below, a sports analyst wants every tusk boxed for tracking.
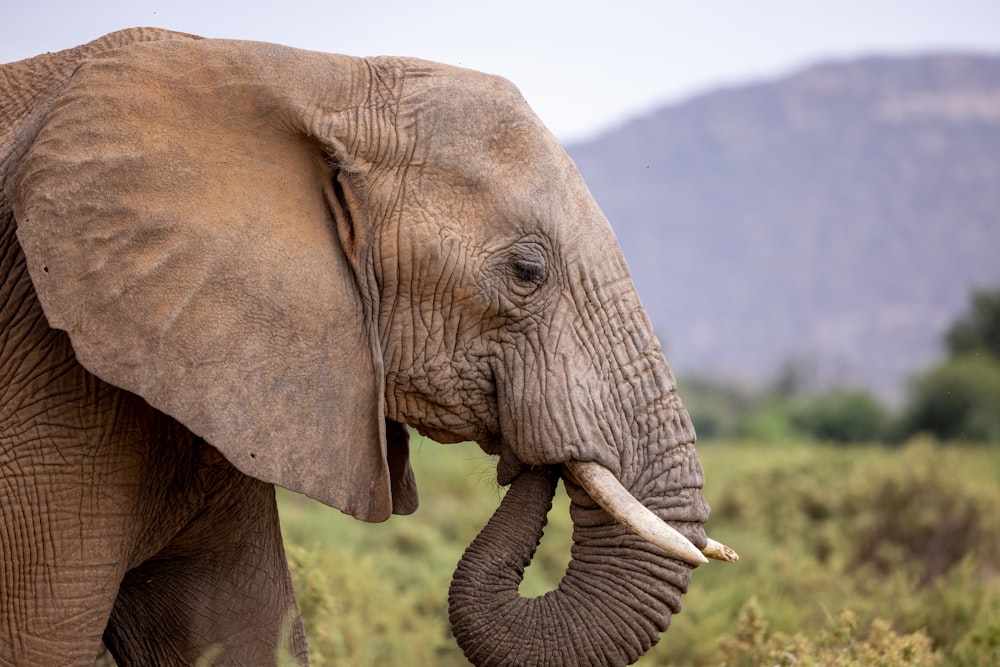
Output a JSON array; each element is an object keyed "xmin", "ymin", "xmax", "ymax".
[
  {"xmin": 564, "ymin": 461, "xmax": 708, "ymax": 566},
  {"xmin": 703, "ymin": 537, "xmax": 740, "ymax": 562}
]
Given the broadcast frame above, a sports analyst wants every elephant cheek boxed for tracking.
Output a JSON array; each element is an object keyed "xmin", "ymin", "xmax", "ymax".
[{"xmin": 489, "ymin": 343, "xmax": 619, "ymax": 471}]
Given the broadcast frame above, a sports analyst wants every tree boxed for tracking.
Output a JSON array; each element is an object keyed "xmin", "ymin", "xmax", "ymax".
[
  {"xmin": 901, "ymin": 287, "xmax": 1000, "ymax": 443},
  {"xmin": 902, "ymin": 355, "xmax": 1000, "ymax": 442},
  {"xmin": 946, "ymin": 288, "xmax": 1000, "ymax": 360}
]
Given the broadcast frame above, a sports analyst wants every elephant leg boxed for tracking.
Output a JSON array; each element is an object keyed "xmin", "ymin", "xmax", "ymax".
[
  {"xmin": 102, "ymin": 459, "xmax": 308, "ymax": 667},
  {"xmin": 0, "ymin": 443, "xmax": 130, "ymax": 667},
  {"xmin": 0, "ymin": 371, "xmax": 173, "ymax": 666}
]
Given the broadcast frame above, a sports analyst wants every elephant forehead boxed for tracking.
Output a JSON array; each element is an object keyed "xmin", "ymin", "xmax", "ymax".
[
  {"xmin": 405, "ymin": 139, "xmax": 600, "ymax": 241},
  {"xmin": 388, "ymin": 63, "xmax": 556, "ymax": 166}
]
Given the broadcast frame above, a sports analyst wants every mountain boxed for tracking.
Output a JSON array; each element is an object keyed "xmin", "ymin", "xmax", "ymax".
[{"xmin": 566, "ymin": 53, "xmax": 1000, "ymax": 402}]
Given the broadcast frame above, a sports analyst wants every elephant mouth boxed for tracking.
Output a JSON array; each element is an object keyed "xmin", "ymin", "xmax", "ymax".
[
  {"xmin": 563, "ymin": 460, "xmax": 738, "ymax": 565},
  {"xmin": 474, "ymin": 432, "xmax": 738, "ymax": 565}
]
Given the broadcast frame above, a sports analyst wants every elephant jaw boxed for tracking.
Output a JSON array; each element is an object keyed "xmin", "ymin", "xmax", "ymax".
[{"xmin": 564, "ymin": 460, "xmax": 739, "ymax": 565}]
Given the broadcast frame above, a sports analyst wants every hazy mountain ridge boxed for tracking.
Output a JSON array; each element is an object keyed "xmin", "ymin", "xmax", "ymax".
[{"xmin": 566, "ymin": 53, "xmax": 1000, "ymax": 401}]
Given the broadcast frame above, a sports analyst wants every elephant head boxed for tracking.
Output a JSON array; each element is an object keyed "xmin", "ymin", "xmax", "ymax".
[{"xmin": 5, "ymin": 32, "xmax": 734, "ymax": 666}]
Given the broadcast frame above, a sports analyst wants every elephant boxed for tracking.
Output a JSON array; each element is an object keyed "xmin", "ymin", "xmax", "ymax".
[{"xmin": 0, "ymin": 28, "xmax": 735, "ymax": 666}]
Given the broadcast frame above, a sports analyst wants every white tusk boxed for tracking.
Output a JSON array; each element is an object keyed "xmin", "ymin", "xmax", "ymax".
[
  {"xmin": 703, "ymin": 537, "xmax": 740, "ymax": 562},
  {"xmin": 564, "ymin": 461, "xmax": 708, "ymax": 566}
]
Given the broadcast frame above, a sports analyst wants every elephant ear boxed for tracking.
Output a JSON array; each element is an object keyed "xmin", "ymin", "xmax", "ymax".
[{"xmin": 6, "ymin": 39, "xmax": 417, "ymax": 522}]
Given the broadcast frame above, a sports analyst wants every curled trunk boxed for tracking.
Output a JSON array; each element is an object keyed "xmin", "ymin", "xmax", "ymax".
[{"xmin": 449, "ymin": 467, "xmax": 692, "ymax": 667}]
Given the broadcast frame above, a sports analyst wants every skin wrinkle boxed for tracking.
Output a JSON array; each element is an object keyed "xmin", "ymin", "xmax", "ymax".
[
  {"xmin": 3, "ymin": 298, "xmax": 300, "ymax": 658},
  {"xmin": 1, "ymin": 336, "xmax": 73, "ymax": 416},
  {"xmin": 1, "ymin": 30, "xmax": 191, "ymax": 182},
  {"xmin": 481, "ymin": 228, "xmax": 685, "ymax": 484},
  {"xmin": 550, "ymin": 255, "xmax": 706, "ymax": 525},
  {"xmin": 379, "ymin": 212, "xmax": 517, "ymax": 443},
  {"xmin": 522, "ymin": 333, "xmax": 547, "ymax": 452},
  {"xmin": 373, "ymin": 70, "xmax": 589, "ymax": 451},
  {"xmin": 440, "ymin": 241, "xmax": 486, "ymax": 369},
  {"xmin": 451, "ymin": 468, "xmax": 693, "ymax": 665},
  {"xmin": 564, "ymin": 575, "xmax": 644, "ymax": 654},
  {"xmin": 562, "ymin": 296, "xmax": 626, "ymax": 460},
  {"xmin": 360, "ymin": 59, "xmax": 401, "ymax": 166}
]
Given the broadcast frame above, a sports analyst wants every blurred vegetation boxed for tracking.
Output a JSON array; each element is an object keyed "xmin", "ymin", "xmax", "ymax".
[
  {"xmin": 901, "ymin": 355, "xmax": 1000, "ymax": 442},
  {"xmin": 279, "ymin": 438, "xmax": 1000, "ymax": 666},
  {"xmin": 901, "ymin": 287, "xmax": 1000, "ymax": 443},
  {"xmin": 946, "ymin": 289, "xmax": 1000, "ymax": 360},
  {"xmin": 718, "ymin": 601, "xmax": 942, "ymax": 667},
  {"xmin": 682, "ymin": 287, "xmax": 1000, "ymax": 444}
]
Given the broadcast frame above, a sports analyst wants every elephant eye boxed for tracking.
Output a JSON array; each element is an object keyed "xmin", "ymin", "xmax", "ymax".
[
  {"xmin": 503, "ymin": 238, "xmax": 550, "ymax": 298},
  {"xmin": 511, "ymin": 259, "xmax": 545, "ymax": 284}
]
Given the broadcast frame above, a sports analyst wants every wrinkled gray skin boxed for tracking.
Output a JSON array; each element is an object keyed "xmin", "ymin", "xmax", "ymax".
[{"xmin": 0, "ymin": 29, "xmax": 711, "ymax": 666}]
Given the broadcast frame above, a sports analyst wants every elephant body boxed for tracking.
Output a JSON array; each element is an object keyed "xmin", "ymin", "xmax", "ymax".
[
  {"xmin": 2, "ymin": 29, "xmax": 307, "ymax": 666},
  {"xmin": 1, "ymin": 29, "xmax": 728, "ymax": 666}
]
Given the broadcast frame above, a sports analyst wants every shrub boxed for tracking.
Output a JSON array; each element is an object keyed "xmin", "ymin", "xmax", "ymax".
[
  {"xmin": 790, "ymin": 389, "xmax": 888, "ymax": 443},
  {"xmin": 901, "ymin": 355, "xmax": 1000, "ymax": 442},
  {"xmin": 733, "ymin": 402, "xmax": 800, "ymax": 441},
  {"xmin": 685, "ymin": 440, "xmax": 1000, "ymax": 667},
  {"xmin": 718, "ymin": 599, "xmax": 942, "ymax": 667},
  {"xmin": 284, "ymin": 543, "xmax": 455, "ymax": 666},
  {"xmin": 847, "ymin": 442, "xmax": 1000, "ymax": 583}
]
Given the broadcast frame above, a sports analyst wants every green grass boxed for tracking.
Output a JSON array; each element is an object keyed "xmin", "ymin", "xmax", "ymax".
[{"xmin": 278, "ymin": 437, "xmax": 1000, "ymax": 666}]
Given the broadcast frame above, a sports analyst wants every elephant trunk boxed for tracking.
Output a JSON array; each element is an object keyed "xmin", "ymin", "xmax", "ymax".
[{"xmin": 448, "ymin": 466, "xmax": 694, "ymax": 667}]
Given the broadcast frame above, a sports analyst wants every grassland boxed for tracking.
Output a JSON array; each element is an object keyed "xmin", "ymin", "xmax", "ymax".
[{"xmin": 278, "ymin": 437, "xmax": 1000, "ymax": 666}]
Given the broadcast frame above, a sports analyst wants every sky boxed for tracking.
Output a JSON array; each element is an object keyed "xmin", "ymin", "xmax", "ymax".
[{"xmin": 4, "ymin": 1, "xmax": 1000, "ymax": 143}]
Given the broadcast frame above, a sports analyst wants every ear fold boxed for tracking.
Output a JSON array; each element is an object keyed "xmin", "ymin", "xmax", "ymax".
[{"xmin": 7, "ymin": 39, "xmax": 417, "ymax": 521}]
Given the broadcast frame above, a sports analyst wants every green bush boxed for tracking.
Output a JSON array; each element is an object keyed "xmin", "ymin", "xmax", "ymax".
[
  {"xmin": 902, "ymin": 355, "xmax": 1000, "ymax": 442},
  {"xmin": 680, "ymin": 374, "xmax": 893, "ymax": 444},
  {"xmin": 681, "ymin": 439, "xmax": 1000, "ymax": 667},
  {"xmin": 718, "ymin": 599, "xmax": 942, "ymax": 667},
  {"xmin": 789, "ymin": 389, "xmax": 888, "ymax": 443},
  {"xmin": 283, "ymin": 543, "xmax": 455, "ymax": 666},
  {"xmin": 733, "ymin": 401, "xmax": 800, "ymax": 441}
]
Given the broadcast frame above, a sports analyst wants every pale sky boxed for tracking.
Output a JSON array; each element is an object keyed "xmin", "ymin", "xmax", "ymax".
[{"xmin": 4, "ymin": 1, "xmax": 1000, "ymax": 143}]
